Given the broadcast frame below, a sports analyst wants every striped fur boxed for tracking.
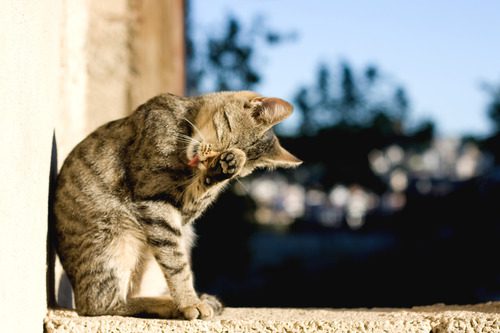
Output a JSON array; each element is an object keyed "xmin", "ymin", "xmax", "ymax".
[{"xmin": 54, "ymin": 91, "xmax": 301, "ymax": 320}]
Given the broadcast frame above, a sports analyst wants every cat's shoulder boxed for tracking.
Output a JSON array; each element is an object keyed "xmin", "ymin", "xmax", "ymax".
[{"xmin": 137, "ymin": 93, "xmax": 194, "ymax": 112}]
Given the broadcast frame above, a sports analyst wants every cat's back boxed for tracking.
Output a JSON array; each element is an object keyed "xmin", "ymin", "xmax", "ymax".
[
  {"xmin": 55, "ymin": 116, "xmax": 138, "ymax": 223},
  {"xmin": 55, "ymin": 93, "xmax": 197, "ymax": 228},
  {"xmin": 62, "ymin": 116, "xmax": 136, "ymax": 183}
]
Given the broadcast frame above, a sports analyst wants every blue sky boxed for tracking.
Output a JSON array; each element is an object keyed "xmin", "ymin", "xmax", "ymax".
[{"xmin": 191, "ymin": 0, "xmax": 500, "ymax": 137}]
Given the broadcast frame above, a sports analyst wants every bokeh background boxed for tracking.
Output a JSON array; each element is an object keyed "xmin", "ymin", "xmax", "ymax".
[{"xmin": 186, "ymin": 0, "xmax": 500, "ymax": 308}]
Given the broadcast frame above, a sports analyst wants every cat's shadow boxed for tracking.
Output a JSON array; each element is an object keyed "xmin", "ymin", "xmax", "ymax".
[{"xmin": 47, "ymin": 132, "xmax": 74, "ymax": 309}]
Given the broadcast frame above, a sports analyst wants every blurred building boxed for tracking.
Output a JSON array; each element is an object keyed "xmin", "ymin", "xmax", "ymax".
[{"xmin": 246, "ymin": 138, "xmax": 493, "ymax": 230}]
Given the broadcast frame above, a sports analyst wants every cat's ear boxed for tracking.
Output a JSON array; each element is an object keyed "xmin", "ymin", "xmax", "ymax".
[
  {"xmin": 261, "ymin": 139, "xmax": 303, "ymax": 169},
  {"xmin": 250, "ymin": 97, "xmax": 293, "ymax": 128}
]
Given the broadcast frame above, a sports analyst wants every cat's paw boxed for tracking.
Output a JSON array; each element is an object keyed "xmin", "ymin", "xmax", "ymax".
[
  {"xmin": 180, "ymin": 299, "xmax": 215, "ymax": 320},
  {"xmin": 205, "ymin": 148, "xmax": 246, "ymax": 185},
  {"xmin": 200, "ymin": 293, "xmax": 224, "ymax": 315},
  {"xmin": 219, "ymin": 151, "xmax": 241, "ymax": 175}
]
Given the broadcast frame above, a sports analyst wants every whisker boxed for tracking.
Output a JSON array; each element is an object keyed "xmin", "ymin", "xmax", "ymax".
[
  {"xmin": 174, "ymin": 175, "xmax": 195, "ymax": 194},
  {"xmin": 175, "ymin": 133, "xmax": 200, "ymax": 142},
  {"xmin": 172, "ymin": 140, "xmax": 191, "ymax": 148},
  {"xmin": 182, "ymin": 117, "xmax": 205, "ymax": 141},
  {"xmin": 172, "ymin": 132, "xmax": 195, "ymax": 140},
  {"xmin": 234, "ymin": 178, "xmax": 249, "ymax": 194},
  {"xmin": 172, "ymin": 133, "xmax": 201, "ymax": 144},
  {"xmin": 177, "ymin": 174, "xmax": 200, "ymax": 203},
  {"xmin": 173, "ymin": 137, "xmax": 194, "ymax": 144},
  {"xmin": 172, "ymin": 136, "xmax": 190, "ymax": 142}
]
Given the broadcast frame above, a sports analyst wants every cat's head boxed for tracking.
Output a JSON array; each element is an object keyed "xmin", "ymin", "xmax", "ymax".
[{"xmin": 187, "ymin": 91, "xmax": 302, "ymax": 176}]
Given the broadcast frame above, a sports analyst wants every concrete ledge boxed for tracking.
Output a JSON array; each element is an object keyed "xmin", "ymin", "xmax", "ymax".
[{"xmin": 45, "ymin": 302, "xmax": 500, "ymax": 333}]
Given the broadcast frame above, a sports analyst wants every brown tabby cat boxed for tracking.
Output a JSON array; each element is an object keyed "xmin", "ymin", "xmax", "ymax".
[{"xmin": 54, "ymin": 91, "xmax": 301, "ymax": 320}]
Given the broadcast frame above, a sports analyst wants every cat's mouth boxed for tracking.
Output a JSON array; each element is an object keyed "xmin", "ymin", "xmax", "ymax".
[
  {"xmin": 188, "ymin": 155, "xmax": 200, "ymax": 168},
  {"xmin": 187, "ymin": 142, "xmax": 218, "ymax": 168},
  {"xmin": 187, "ymin": 142, "xmax": 200, "ymax": 168}
]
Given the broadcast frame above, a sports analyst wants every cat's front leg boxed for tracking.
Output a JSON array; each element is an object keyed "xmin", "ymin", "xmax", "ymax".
[
  {"xmin": 204, "ymin": 148, "xmax": 246, "ymax": 185},
  {"xmin": 138, "ymin": 202, "xmax": 220, "ymax": 320}
]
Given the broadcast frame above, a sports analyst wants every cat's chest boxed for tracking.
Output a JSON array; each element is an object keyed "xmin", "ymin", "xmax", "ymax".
[{"xmin": 180, "ymin": 186, "xmax": 221, "ymax": 224}]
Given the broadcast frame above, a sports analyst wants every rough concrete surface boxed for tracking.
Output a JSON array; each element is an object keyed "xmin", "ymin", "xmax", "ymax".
[{"xmin": 45, "ymin": 302, "xmax": 500, "ymax": 333}]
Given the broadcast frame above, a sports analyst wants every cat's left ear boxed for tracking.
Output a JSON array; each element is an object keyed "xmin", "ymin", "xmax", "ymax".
[
  {"xmin": 250, "ymin": 97, "xmax": 293, "ymax": 128},
  {"xmin": 261, "ymin": 139, "xmax": 303, "ymax": 169}
]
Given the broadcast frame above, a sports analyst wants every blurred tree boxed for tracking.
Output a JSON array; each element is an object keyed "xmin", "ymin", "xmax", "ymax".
[
  {"xmin": 483, "ymin": 82, "xmax": 500, "ymax": 133},
  {"xmin": 184, "ymin": 0, "xmax": 201, "ymax": 96},
  {"xmin": 481, "ymin": 80, "xmax": 500, "ymax": 163},
  {"xmin": 185, "ymin": 5, "xmax": 292, "ymax": 95},
  {"xmin": 339, "ymin": 62, "xmax": 360, "ymax": 124},
  {"xmin": 393, "ymin": 86, "xmax": 409, "ymax": 121},
  {"xmin": 293, "ymin": 61, "xmax": 419, "ymax": 138}
]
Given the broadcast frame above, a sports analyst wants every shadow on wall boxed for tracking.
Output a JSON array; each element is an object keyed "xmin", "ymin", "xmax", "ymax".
[
  {"xmin": 47, "ymin": 132, "xmax": 57, "ymax": 308},
  {"xmin": 47, "ymin": 133, "xmax": 74, "ymax": 309}
]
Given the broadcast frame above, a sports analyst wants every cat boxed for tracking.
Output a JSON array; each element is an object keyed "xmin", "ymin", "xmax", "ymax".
[{"xmin": 54, "ymin": 91, "xmax": 302, "ymax": 320}]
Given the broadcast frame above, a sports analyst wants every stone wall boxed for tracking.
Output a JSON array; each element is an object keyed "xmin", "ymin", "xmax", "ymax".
[
  {"xmin": 58, "ymin": 0, "xmax": 185, "ymax": 163},
  {"xmin": 0, "ymin": 1, "xmax": 61, "ymax": 332}
]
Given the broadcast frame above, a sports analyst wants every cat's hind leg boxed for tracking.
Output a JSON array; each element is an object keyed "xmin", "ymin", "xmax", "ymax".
[
  {"xmin": 72, "ymin": 228, "xmax": 180, "ymax": 318},
  {"xmin": 71, "ymin": 227, "xmax": 145, "ymax": 316}
]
